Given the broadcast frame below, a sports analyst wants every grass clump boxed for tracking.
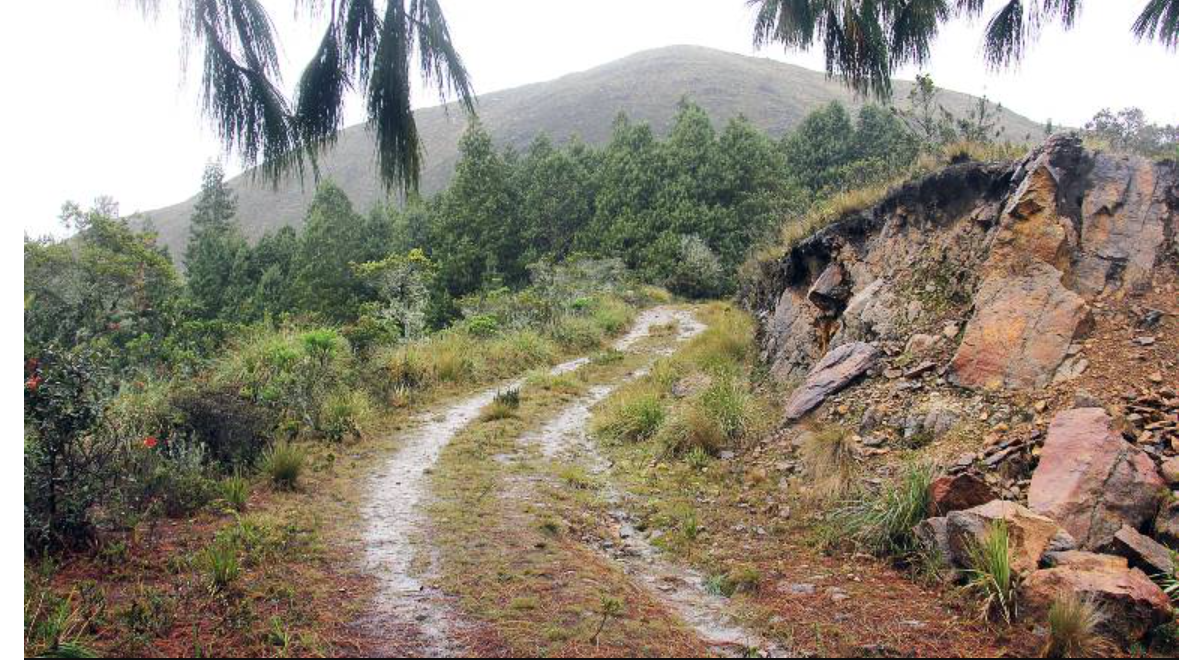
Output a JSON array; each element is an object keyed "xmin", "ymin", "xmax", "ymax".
[
  {"xmin": 835, "ymin": 461, "xmax": 936, "ymax": 557},
  {"xmin": 481, "ymin": 388, "xmax": 521, "ymax": 422},
  {"xmin": 201, "ymin": 539, "xmax": 240, "ymax": 591},
  {"xmin": 320, "ymin": 389, "xmax": 376, "ymax": 440},
  {"xmin": 656, "ymin": 376, "xmax": 765, "ymax": 455},
  {"xmin": 705, "ymin": 565, "xmax": 762, "ymax": 597},
  {"xmin": 260, "ymin": 442, "xmax": 305, "ymax": 490},
  {"xmin": 964, "ymin": 520, "xmax": 1018, "ymax": 624},
  {"xmin": 799, "ymin": 426, "xmax": 857, "ymax": 500},
  {"xmin": 1043, "ymin": 593, "xmax": 1108, "ymax": 658},
  {"xmin": 592, "ymin": 385, "xmax": 667, "ymax": 443},
  {"xmin": 217, "ymin": 473, "xmax": 250, "ymax": 512}
]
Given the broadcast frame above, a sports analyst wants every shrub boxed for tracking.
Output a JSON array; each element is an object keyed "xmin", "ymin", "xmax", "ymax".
[
  {"xmin": 549, "ymin": 315, "xmax": 605, "ymax": 351},
  {"xmin": 593, "ymin": 386, "xmax": 666, "ymax": 443},
  {"xmin": 170, "ymin": 386, "xmax": 274, "ymax": 469},
  {"xmin": 1044, "ymin": 594, "xmax": 1107, "ymax": 658},
  {"xmin": 965, "ymin": 520, "xmax": 1018, "ymax": 623},
  {"xmin": 465, "ymin": 314, "xmax": 501, "ymax": 337},
  {"xmin": 24, "ymin": 347, "xmax": 120, "ymax": 553},
  {"xmin": 320, "ymin": 390, "xmax": 376, "ymax": 440},
  {"xmin": 664, "ymin": 234, "xmax": 728, "ymax": 299},
  {"xmin": 836, "ymin": 461, "xmax": 936, "ymax": 557},
  {"xmin": 588, "ymin": 296, "xmax": 635, "ymax": 336},
  {"xmin": 260, "ymin": 442, "xmax": 305, "ymax": 490}
]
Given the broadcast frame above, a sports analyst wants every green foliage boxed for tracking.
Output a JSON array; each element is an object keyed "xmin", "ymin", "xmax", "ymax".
[
  {"xmin": 748, "ymin": 0, "xmax": 1178, "ymax": 97},
  {"xmin": 260, "ymin": 442, "xmax": 305, "ymax": 490},
  {"xmin": 217, "ymin": 473, "xmax": 250, "ymax": 512},
  {"xmin": 184, "ymin": 162, "xmax": 246, "ymax": 320},
  {"xmin": 23, "ymin": 347, "xmax": 118, "ymax": 553},
  {"xmin": 201, "ymin": 539, "xmax": 241, "ymax": 591},
  {"xmin": 965, "ymin": 520, "xmax": 1019, "ymax": 624},
  {"xmin": 593, "ymin": 386, "xmax": 667, "ymax": 443},
  {"xmin": 481, "ymin": 388, "xmax": 521, "ymax": 421},
  {"xmin": 835, "ymin": 462, "xmax": 937, "ymax": 557},
  {"xmin": 1084, "ymin": 107, "xmax": 1179, "ymax": 159}
]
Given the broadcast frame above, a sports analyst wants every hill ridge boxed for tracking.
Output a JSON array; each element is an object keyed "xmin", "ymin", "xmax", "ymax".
[{"xmin": 141, "ymin": 45, "xmax": 1044, "ymax": 258}]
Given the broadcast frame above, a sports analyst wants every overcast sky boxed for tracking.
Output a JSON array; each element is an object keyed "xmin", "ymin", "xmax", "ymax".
[{"xmin": 7, "ymin": 0, "xmax": 1182, "ymax": 239}]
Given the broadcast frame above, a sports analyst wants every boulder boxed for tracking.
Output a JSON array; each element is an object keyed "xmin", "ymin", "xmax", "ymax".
[
  {"xmin": 807, "ymin": 262, "xmax": 851, "ymax": 313},
  {"xmin": 914, "ymin": 517, "xmax": 952, "ymax": 566},
  {"xmin": 1155, "ymin": 498, "xmax": 1179, "ymax": 548},
  {"xmin": 1107, "ymin": 525, "xmax": 1174, "ymax": 576},
  {"xmin": 1029, "ymin": 408, "xmax": 1165, "ymax": 549},
  {"xmin": 927, "ymin": 473, "xmax": 997, "ymax": 517},
  {"xmin": 945, "ymin": 500, "xmax": 1072, "ymax": 574},
  {"xmin": 1160, "ymin": 456, "xmax": 1179, "ymax": 486},
  {"xmin": 949, "ymin": 264, "xmax": 1088, "ymax": 390},
  {"xmin": 905, "ymin": 333, "xmax": 939, "ymax": 355},
  {"xmin": 784, "ymin": 342, "xmax": 880, "ymax": 421},
  {"xmin": 1042, "ymin": 550, "xmax": 1130, "ymax": 572},
  {"xmin": 1024, "ymin": 564, "xmax": 1173, "ymax": 640}
]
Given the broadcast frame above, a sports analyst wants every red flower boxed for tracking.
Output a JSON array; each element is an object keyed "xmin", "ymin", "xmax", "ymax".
[
  {"xmin": 25, "ymin": 376, "xmax": 41, "ymax": 392},
  {"xmin": 142, "ymin": 436, "xmax": 159, "ymax": 449}
]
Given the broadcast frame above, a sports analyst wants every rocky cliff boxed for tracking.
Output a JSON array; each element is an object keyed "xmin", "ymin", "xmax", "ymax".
[
  {"xmin": 748, "ymin": 134, "xmax": 1177, "ymax": 396},
  {"xmin": 745, "ymin": 134, "xmax": 1179, "ymax": 640}
]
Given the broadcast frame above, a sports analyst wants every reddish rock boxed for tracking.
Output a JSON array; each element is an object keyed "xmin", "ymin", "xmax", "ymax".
[
  {"xmin": 949, "ymin": 264, "xmax": 1088, "ymax": 390},
  {"xmin": 945, "ymin": 500, "xmax": 1072, "ymax": 574},
  {"xmin": 784, "ymin": 342, "xmax": 879, "ymax": 421},
  {"xmin": 1107, "ymin": 525, "xmax": 1174, "ymax": 576},
  {"xmin": 1029, "ymin": 408, "xmax": 1165, "ymax": 549},
  {"xmin": 927, "ymin": 473, "xmax": 997, "ymax": 517},
  {"xmin": 1024, "ymin": 563, "xmax": 1173, "ymax": 640},
  {"xmin": 1160, "ymin": 456, "xmax": 1179, "ymax": 486},
  {"xmin": 1043, "ymin": 550, "xmax": 1130, "ymax": 572},
  {"xmin": 1155, "ymin": 498, "xmax": 1179, "ymax": 548}
]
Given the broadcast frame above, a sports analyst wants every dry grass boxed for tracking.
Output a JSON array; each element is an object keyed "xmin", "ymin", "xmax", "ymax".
[
  {"xmin": 1043, "ymin": 594, "xmax": 1110, "ymax": 658},
  {"xmin": 798, "ymin": 426, "xmax": 858, "ymax": 500}
]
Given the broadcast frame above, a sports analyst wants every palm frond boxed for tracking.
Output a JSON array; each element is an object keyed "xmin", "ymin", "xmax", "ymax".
[
  {"xmin": 368, "ymin": 0, "xmax": 423, "ymax": 193},
  {"xmin": 294, "ymin": 20, "xmax": 348, "ymax": 151},
  {"xmin": 342, "ymin": 0, "xmax": 381, "ymax": 87},
  {"xmin": 411, "ymin": 0, "xmax": 475, "ymax": 113},
  {"xmin": 981, "ymin": 0, "xmax": 1027, "ymax": 68},
  {"xmin": 1132, "ymin": 0, "xmax": 1178, "ymax": 49},
  {"xmin": 888, "ymin": 0, "xmax": 952, "ymax": 68}
]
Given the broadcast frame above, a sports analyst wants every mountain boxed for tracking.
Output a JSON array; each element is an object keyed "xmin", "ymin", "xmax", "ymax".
[{"xmin": 141, "ymin": 45, "xmax": 1045, "ymax": 258}]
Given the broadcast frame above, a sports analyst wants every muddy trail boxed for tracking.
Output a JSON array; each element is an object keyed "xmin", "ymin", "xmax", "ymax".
[
  {"xmin": 359, "ymin": 306, "xmax": 710, "ymax": 657},
  {"xmin": 518, "ymin": 317, "xmax": 790, "ymax": 658}
]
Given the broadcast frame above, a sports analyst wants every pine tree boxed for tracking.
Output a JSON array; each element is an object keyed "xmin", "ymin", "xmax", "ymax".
[{"xmin": 184, "ymin": 162, "xmax": 245, "ymax": 319}]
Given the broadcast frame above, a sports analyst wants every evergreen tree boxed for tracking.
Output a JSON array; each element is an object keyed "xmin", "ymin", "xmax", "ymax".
[
  {"xmin": 293, "ymin": 182, "xmax": 375, "ymax": 322},
  {"xmin": 183, "ymin": 162, "xmax": 246, "ymax": 320}
]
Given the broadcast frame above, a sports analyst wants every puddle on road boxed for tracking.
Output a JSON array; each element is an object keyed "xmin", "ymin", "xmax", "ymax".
[{"xmin": 360, "ymin": 306, "xmax": 701, "ymax": 656}]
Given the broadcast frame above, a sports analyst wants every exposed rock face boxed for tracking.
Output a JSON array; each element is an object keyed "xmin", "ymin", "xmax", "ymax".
[
  {"xmin": 1107, "ymin": 525, "xmax": 1175, "ymax": 576},
  {"xmin": 1155, "ymin": 499, "xmax": 1179, "ymax": 548},
  {"xmin": 943, "ymin": 500, "xmax": 1072, "ymax": 574},
  {"xmin": 1029, "ymin": 408, "xmax": 1165, "ymax": 549},
  {"xmin": 1023, "ymin": 562, "xmax": 1172, "ymax": 640},
  {"xmin": 784, "ymin": 342, "xmax": 879, "ymax": 421},
  {"xmin": 746, "ymin": 135, "xmax": 1178, "ymax": 392},
  {"xmin": 927, "ymin": 473, "xmax": 997, "ymax": 517},
  {"xmin": 948, "ymin": 264, "xmax": 1088, "ymax": 389}
]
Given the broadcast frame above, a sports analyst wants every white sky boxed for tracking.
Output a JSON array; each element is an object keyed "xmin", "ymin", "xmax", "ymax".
[{"xmin": 5, "ymin": 0, "xmax": 1183, "ymax": 239}]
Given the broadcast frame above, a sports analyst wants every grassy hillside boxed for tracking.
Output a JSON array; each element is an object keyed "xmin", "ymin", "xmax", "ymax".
[{"xmin": 140, "ymin": 45, "xmax": 1044, "ymax": 258}]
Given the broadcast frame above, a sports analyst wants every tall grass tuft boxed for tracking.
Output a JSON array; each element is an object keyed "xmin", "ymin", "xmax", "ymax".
[
  {"xmin": 965, "ymin": 520, "xmax": 1018, "ymax": 623},
  {"xmin": 260, "ymin": 442, "xmax": 305, "ymax": 490},
  {"xmin": 481, "ymin": 388, "xmax": 521, "ymax": 421},
  {"xmin": 799, "ymin": 426, "xmax": 857, "ymax": 500},
  {"xmin": 835, "ymin": 461, "xmax": 936, "ymax": 557},
  {"xmin": 201, "ymin": 539, "xmax": 240, "ymax": 591},
  {"xmin": 1043, "ymin": 593, "xmax": 1108, "ymax": 658},
  {"xmin": 217, "ymin": 473, "xmax": 250, "ymax": 512},
  {"xmin": 592, "ymin": 385, "xmax": 667, "ymax": 443}
]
